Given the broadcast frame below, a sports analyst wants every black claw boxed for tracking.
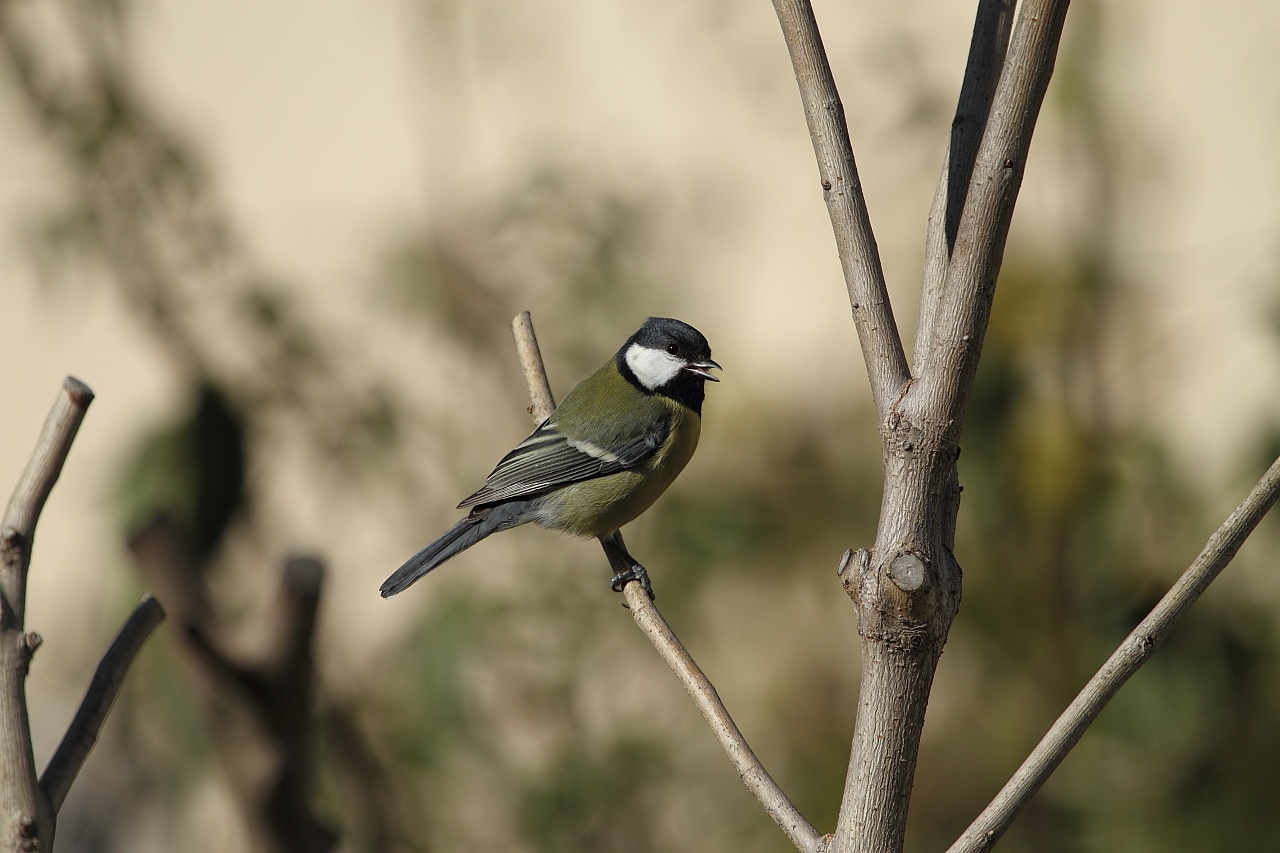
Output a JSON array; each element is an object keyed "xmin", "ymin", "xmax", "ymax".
[{"xmin": 610, "ymin": 564, "xmax": 655, "ymax": 601}]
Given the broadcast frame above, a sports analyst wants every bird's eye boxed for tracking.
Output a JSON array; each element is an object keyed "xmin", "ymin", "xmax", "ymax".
[{"xmin": 666, "ymin": 343, "xmax": 679, "ymax": 355}]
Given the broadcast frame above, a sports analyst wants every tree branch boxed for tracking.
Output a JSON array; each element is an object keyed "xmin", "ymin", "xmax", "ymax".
[
  {"xmin": 915, "ymin": 0, "xmax": 1016, "ymax": 361},
  {"xmin": 946, "ymin": 454, "xmax": 1280, "ymax": 853},
  {"xmin": 0, "ymin": 376, "xmax": 95, "ymax": 850},
  {"xmin": 128, "ymin": 517, "xmax": 337, "ymax": 853},
  {"xmin": 510, "ymin": 313, "xmax": 824, "ymax": 853},
  {"xmin": 511, "ymin": 312, "xmax": 557, "ymax": 421},
  {"xmin": 767, "ymin": 4, "xmax": 1071, "ymax": 852},
  {"xmin": 1, "ymin": 377, "xmax": 94, "ymax": 627},
  {"xmin": 770, "ymin": 0, "xmax": 910, "ymax": 419},
  {"xmin": 621, "ymin": 583, "xmax": 823, "ymax": 852},
  {"xmin": 40, "ymin": 594, "xmax": 166, "ymax": 815},
  {"xmin": 911, "ymin": 0, "xmax": 1071, "ymax": 433}
]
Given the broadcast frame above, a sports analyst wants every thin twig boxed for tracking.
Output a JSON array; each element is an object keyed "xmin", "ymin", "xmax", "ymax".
[
  {"xmin": 622, "ymin": 583, "xmax": 823, "ymax": 853},
  {"xmin": 510, "ymin": 313, "xmax": 823, "ymax": 853},
  {"xmin": 40, "ymin": 594, "xmax": 166, "ymax": 814},
  {"xmin": 947, "ymin": 455, "xmax": 1280, "ymax": 853},
  {"xmin": 512, "ymin": 311, "xmax": 557, "ymax": 419},
  {"xmin": 770, "ymin": 0, "xmax": 910, "ymax": 418}
]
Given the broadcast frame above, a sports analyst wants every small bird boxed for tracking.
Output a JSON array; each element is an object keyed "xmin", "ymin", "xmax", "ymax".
[{"xmin": 380, "ymin": 317, "xmax": 720, "ymax": 600}]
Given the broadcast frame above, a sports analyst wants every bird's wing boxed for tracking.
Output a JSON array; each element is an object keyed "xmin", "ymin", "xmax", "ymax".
[{"xmin": 457, "ymin": 414, "xmax": 671, "ymax": 508}]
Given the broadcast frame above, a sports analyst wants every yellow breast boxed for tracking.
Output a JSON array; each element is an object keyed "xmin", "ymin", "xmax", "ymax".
[{"xmin": 538, "ymin": 404, "xmax": 701, "ymax": 538}]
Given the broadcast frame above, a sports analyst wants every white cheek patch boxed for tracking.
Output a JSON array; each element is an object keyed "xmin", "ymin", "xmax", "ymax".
[{"xmin": 625, "ymin": 344, "xmax": 685, "ymax": 390}]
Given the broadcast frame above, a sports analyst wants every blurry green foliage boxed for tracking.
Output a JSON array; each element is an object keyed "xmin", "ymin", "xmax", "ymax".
[{"xmin": 117, "ymin": 381, "xmax": 247, "ymax": 563}]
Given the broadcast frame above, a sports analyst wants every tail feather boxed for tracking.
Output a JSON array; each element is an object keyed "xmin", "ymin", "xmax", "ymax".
[{"xmin": 380, "ymin": 502, "xmax": 533, "ymax": 597}]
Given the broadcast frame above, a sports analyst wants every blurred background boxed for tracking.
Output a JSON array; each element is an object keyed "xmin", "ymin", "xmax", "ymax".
[{"xmin": 1, "ymin": 0, "xmax": 1279, "ymax": 851}]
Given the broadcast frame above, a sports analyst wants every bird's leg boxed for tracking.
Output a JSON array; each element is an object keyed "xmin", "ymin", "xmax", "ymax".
[{"xmin": 599, "ymin": 530, "xmax": 654, "ymax": 601}]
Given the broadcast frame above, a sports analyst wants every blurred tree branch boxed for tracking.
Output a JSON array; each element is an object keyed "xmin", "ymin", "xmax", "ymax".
[
  {"xmin": 1, "ymin": 378, "xmax": 163, "ymax": 850},
  {"xmin": 129, "ymin": 518, "xmax": 335, "ymax": 853},
  {"xmin": 511, "ymin": 312, "xmax": 825, "ymax": 853}
]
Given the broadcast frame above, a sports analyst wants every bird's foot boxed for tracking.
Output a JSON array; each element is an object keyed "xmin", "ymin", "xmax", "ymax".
[{"xmin": 610, "ymin": 563, "xmax": 655, "ymax": 602}]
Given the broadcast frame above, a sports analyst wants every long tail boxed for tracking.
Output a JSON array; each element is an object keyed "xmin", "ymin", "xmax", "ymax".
[{"xmin": 380, "ymin": 502, "xmax": 533, "ymax": 597}]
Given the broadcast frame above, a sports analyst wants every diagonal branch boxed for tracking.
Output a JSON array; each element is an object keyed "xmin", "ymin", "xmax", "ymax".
[
  {"xmin": 511, "ymin": 313, "xmax": 558, "ymax": 422},
  {"xmin": 510, "ymin": 312, "xmax": 824, "ymax": 853},
  {"xmin": 40, "ymin": 594, "xmax": 166, "ymax": 814},
  {"xmin": 621, "ymin": 583, "xmax": 824, "ymax": 853},
  {"xmin": 771, "ymin": 0, "xmax": 910, "ymax": 419},
  {"xmin": 946, "ymin": 454, "xmax": 1280, "ymax": 853}
]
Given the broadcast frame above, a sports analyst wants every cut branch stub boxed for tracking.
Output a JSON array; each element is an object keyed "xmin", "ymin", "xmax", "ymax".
[{"xmin": 888, "ymin": 552, "xmax": 926, "ymax": 593}]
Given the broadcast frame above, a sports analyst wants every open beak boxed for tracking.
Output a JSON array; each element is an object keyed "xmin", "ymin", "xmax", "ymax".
[{"xmin": 683, "ymin": 358, "xmax": 722, "ymax": 382}]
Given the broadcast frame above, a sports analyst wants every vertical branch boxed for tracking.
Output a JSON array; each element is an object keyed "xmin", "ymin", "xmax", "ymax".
[
  {"xmin": 771, "ymin": 0, "xmax": 910, "ymax": 419},
  {"xmin": 830, "ymin": 5, "xmax": 1070, "ymax": 852},
  {"xmin": 772, "ymin": 2, "xmax": 1072, "ymax": 853},
  {"xmin": 0, "ymin": 377, "xmax": 94, "ymax": 850},
  {"xmin": 915, "ymin": 0, "xmax": 1017, "ymax": 361},
  {"xmin": 0, "ymin": 380, "xmax": 164, "ymax": 849},
  {"xmin": 911, "ymin": 0, "xmax": 1072, "ymax": 433},
  {"xmin": 129, "ymin": 519, "xmax": 336, "ymax": 853}
]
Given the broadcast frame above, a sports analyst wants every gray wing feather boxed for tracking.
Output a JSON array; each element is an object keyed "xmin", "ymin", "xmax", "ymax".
[{"xmin": 458, "ymin": 416, "xmax": 670, "ymax": 508}]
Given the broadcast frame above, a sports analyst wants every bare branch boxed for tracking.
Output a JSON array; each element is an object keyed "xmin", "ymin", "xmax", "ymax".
[
  {"xmin": 947, "ymin": 455, "xmax": 1280, "ymax": 853},
  {"xmin": 271, "ymin": 556, "xmax": 326, "ymax": 678},
  {"xmin": 915, "ymin": 0, "xmax": 1016, "ymax": 360},
  {"xmin": 512, "ymin": 311, "xmax": 557, "ymax": 419},
  {"xmin": 911, "ymin": 0, "xmax": 1071, "ymax": 432},
  {"xmin": 40, "ymin": 595, "xmax": 166, "ymax": 815},
  {"xmin": 1, "ymin": 376, "xmax": 94, "ymax": 626},
  {"xmin": 770, "ymin": 0, "xmax": 910, "ymax": 418},
  {"xmin": 0, "ymin": 376, "xmax": 95, "ymax": 850},
  {"xmin": 622, "ymin": 584, "xmax": 823, "ymax": 853},
  {"xmin": 510, "ymin": 313, "xmax": 823, "ymax": 852},
  {"xmin": 825, "ymin": 11, "xmax": 1068, "ymax": 848},
  {"xmin": 128, "ymin": 519, "xmax": 337, "ymax": 853}
]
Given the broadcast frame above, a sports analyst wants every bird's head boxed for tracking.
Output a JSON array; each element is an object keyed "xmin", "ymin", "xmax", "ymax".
[{"xmin": 619, "ymin": 317, "xmax": 721, "ymax": 394}]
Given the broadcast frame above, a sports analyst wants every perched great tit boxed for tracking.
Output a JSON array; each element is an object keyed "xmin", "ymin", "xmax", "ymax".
[{"xmin": 380, "ymin": 317, "xmax": 720, "ymax": 600}]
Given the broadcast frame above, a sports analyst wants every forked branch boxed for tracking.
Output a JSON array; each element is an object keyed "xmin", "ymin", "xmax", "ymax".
[
  {"xmin": 510, "ymin": 312, "xmax": 824, "ymax": 853},
  {"xmin": 772, "ymin": 3, "xmax": 1073, "ymax": 853},
  {"xmin": 2, "ymin": 377, "xmax": 164, "ymax": 850}
]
